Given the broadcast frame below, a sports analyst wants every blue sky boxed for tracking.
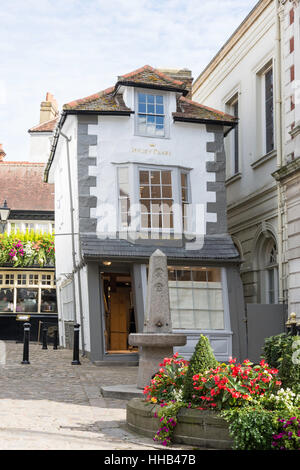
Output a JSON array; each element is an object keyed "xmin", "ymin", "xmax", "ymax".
[{"xmin": 0, "ymin": 0, "xmax": 258, "ymax": 161}]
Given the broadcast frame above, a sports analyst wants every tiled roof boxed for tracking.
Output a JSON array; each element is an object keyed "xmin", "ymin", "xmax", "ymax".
[
  {"xmin": 0, "ymin": 162, "xmax": 54, "ymax": 211},
  {"xmin": 62, "ymin": 66, "xmax": 235, "ymax": 125},
  {"xmin": 116, "ymin": 65, "xmax": 187, "ymax": 92},
  {"xmin": 63, "ymin": 65, "xmax": 189, "ymax": 112},
  {"xmin": 173, "ymin": 96, "xmax": 237, "ymax": 124},
  {"xmin": 63, "ymin": 87, "xmax": 132, "ymax": 112},
  {"xmin": 28, "ymin": 117, "xmax": 59, "ymax": 133},
  {"xmin": 80, "ymin": 235, "xmax": 240, "ymax": 261}
]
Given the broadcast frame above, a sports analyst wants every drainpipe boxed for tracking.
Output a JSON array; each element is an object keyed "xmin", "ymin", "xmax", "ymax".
[
  {"xmin": 59, "ymin": 131, "xmax": 86, "ymax": 355},
  {"xmin": 275, "ymin": 0, "xmax": 284, "ymax": 303}
]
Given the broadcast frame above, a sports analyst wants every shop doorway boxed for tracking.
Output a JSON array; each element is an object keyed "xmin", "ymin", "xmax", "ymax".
[{"xmin": 102, "ymin": 272, "xmax": 137, "ymax": 354}]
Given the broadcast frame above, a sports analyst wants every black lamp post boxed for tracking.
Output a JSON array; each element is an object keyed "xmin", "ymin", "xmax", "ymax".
[{"xmin": 0, "ymin": 200, "xmax": 10, "ymax": 234}]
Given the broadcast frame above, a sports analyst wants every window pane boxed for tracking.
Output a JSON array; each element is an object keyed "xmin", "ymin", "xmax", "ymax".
[
  {"xmin": 17, "ymin": 274, "xmax": 27, "ymax": 285},
  {"xmin": 162, "ymin": 186, "xmax": 172, "ymax": 198},
  {"xmin": 41, "ymin": 289, "xmax": 57, "ymax": 313},
  {"xmin": 151, "ymin": 186, "xmax": 161, "ymax": 198},
  {"xmin": 140, "ymin": 186, "xmax": 150, "ymax": 199},
  {"xmin": 140, "ymin": 200, "xmax": 151, "ymax": 213},
  {"xmin": 16, "ymin": 288, "xmax": 38, "ymax": 312},
  {"xmin": 138, "ymin": 93, "xmax": 146, "ymax": 103},
  {"xmin": 151, "ymin": 171, "xmax": 160, "ymax": 184},
  {"xmin": 181, "ymin": 173, "xmax": 187, "ymax": 186},
  {"xmin": 137, "ymin": 94, "xmax": 165, "ymax": 136},
  {"xmin": 138, "ymin": 103, "xmax": 146, "ymax": 113},
  {"xmin": 0, "ymin": 288, "xmax": 14, "ymax": 312},
  {"xmin": 168, "ymin": 267, "xmax": 224, "ymax": 330},
  {"xmin": 265, "ymin": 68, "xmax": 274, "ymax": 153},
  {"xmin": 140, "ymin": 171, "xmax": 149, "ymax": 185},
  {"xmin": 162, "ymin": 171, "xmax": 172, "ymax": 185}
]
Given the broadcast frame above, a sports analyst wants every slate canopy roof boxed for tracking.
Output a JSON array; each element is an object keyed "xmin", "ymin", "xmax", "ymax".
[{"xmin": 81, "ymin": 235, "xmax": 240, "ymax": 263}]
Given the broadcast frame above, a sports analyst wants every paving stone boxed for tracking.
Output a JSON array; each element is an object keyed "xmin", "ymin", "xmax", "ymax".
[{"xmin": 0, "ymin": 342, "xmax": 192, "ymax": 450}]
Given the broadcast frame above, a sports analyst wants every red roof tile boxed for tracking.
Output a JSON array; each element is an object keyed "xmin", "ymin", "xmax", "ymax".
[
  {"xmin": 173, "ymin": 96, "xmax": 237, "ymax": 123},
  {"xmin": 28, "ymin": 117, "xmax": 59, "ymax": 133},
  {"xmin": 0, "ymin": 162, "xmax": 54, "ymax": 211},
  {"xmin": 117, "ymin": 65, "xmax": 186, "ymax": 88},
  {"xmin": 63, "ymin": 87, "xmax": 131, "ymax": 112}
]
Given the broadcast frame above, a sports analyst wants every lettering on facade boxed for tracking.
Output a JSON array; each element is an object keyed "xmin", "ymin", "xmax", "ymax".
[{"xmin": 131, "ymin": 147, "xmax": 171, "ymax": 156}]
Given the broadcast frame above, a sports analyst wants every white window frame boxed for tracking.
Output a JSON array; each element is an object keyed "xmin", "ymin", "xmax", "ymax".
[
  {"xmin": 225, "ymin": 92, "xmax": 240, "ymax": 177},
  {"xmin": 134, "ymin": 88, "xmax": 170, "ymax": 139},
  {"xmin": 6, "ymin": 220, "xmax": 54, "ymax": 234},
  {"xmin": 115, "ymin": 163, "xmax": 190, "ymax": 236},
  {"xmin": 255, "ymin": 59, "xmax": 275, "ymax": 158}
]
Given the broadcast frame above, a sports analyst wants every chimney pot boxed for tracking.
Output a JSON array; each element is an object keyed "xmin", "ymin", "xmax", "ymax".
[
  {"xmin": 39, "ymin": 92, "xmax": 59, "ymax": 124},
  {"xmin": 0, "ymin": 143, "xmax": 6, "ymax": 162}
]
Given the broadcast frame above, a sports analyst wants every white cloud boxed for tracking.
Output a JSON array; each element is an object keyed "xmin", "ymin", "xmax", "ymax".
[{"xmin": 0, "ymin": 0, "xmax": 258, "ymax": 160}]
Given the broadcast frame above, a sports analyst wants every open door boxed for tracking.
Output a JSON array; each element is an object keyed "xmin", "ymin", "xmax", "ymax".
[{"xmin": 102, "ymin": 272, "xmax": 137, "ymax": 354}]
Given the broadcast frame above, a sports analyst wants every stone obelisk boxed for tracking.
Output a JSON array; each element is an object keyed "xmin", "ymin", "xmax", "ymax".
[{"xmin": 129, "ymin": 249, "xmax": 186, "ymax": 388}]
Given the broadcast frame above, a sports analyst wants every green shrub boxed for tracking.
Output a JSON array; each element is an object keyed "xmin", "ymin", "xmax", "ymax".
[
  {"xmin": 222, "ymin": 406, "xmax": 277, "ymax": 450},
  {"xmin": 183, "ymin": 334, "xmax": 218, "ymax": 402},
  {"xmin": 263, "ymin": 333, "xmax": 300, "ymax": 391},
  {"xmin": 222, "ymin": 405, "xmax": 300, "ymax": 450}
]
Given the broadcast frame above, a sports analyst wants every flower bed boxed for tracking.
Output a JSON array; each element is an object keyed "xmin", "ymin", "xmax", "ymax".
[
  {"xmin": 130, "ymin": 345, "xmax": 300, "ymax": 450},
  {"xmin": 0, "ymin": 230, "xmax": 55, "ymax": 267}
]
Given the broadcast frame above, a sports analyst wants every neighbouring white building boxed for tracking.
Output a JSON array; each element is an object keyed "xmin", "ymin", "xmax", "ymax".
[
  {"xmin": 193, "ymin": 0, "xmax": 300, "ymax": 321},
  {"xmin": 44, "ymin": 65, "xmax": 247, "ymax": 364}
]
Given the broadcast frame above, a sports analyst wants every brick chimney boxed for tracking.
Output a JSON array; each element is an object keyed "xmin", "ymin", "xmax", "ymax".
[
  {"xmin": 39, "ymin": 92, "xmax": 59, "ymax": 124},
  {"xmin": 0, "ymin": 144, "xmax": 6, "ymax": 162},
  {"xmin": 158, "ymin": 68, "xmax": 193, "ymax": 98}
]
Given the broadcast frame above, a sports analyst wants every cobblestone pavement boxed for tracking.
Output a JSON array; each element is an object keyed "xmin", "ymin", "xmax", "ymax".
[{"xmin": 0, "ymin": 341, "xmax": 189, "ymax": 450}]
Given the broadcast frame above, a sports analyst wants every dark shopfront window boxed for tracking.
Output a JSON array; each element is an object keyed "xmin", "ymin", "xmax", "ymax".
[
  {"xmin": 0, "ymin": 289, "xmax": 14, "ymax": 312},
  {"xmin": 0, "ymin": 271, "xmax": 57, "ymax": 313},
  {"xmin": 16, "ymin": 288, "xmax": 38, "ymax": 313},
  {"xmin": 41, "ymin": 289, "xmax": 57, "ymax": 313}
]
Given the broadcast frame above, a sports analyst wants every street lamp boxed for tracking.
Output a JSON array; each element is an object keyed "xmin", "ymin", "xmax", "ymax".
[{"xmin": 0, "ymin": 200, "xmax": 10, "ymax": 233}]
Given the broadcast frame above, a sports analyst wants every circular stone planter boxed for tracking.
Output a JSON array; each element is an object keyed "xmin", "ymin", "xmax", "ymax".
[{"xmin": 126, "ymin": 398, "xmax": 233, "ymax": 450}]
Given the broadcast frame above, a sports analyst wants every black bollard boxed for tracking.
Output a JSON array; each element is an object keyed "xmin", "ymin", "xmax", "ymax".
[
  {"xmin": 53, "ymin": 328, "xmax": 58, "ymax": 350},
  {"xmin": 71, "ymin": 323, "xmax": 81, "ymax": 365},
  {"xmin": 42, "ymin": 325, "xmax": 48, "ymax": 350},
  {"xmin": 21, "ymin": 322, "xmax": 31, "ymax": 364}
]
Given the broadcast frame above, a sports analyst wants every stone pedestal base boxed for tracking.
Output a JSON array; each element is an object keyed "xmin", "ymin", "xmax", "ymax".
[
  {"xmin": 137, "ymin": 345, "xmax": 173, "ymax": 388},
  {"xmin": 129, "ymin": 333, "xmax": 187, "ymax": 389}
]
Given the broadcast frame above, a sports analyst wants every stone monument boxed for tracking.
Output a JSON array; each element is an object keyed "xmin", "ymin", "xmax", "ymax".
[{"xmin": 129, "ymin": 249, "xmax": 187, "ymax": 388}]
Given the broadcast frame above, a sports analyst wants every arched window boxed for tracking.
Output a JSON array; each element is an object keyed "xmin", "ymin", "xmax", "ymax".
[
  {"xmin": 264, "ymin": 240, "xmax": 278, "ymax": 304},
  {"xmin": 256, "ymin": 233, "xmax": 278, "ymax": 304}
]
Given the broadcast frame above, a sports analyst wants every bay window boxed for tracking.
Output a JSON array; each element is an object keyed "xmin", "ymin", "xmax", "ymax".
[
  {"xmin": 117, "ymin": 164, "xmax": 191, "ymax": 235},
  {"xmin": 168, "ymin": 267, "xmax": 225, "ymax": 330}
]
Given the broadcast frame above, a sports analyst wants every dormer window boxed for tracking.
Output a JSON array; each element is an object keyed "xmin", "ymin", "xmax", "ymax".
[{"xmin": 136, "ymin": 92, "xmax": 166, "ymax": 137}]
